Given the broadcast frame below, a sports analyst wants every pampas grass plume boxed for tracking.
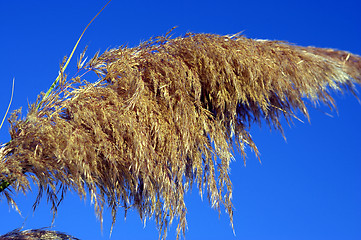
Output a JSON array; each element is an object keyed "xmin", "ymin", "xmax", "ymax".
[{"xmin": 0, "ymin": 30, "xmax": 360, "ymax": 239}]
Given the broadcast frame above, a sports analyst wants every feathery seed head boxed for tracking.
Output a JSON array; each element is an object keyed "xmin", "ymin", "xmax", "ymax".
[{"xmin": 0, "ymin": 32, "xmax": 360, "ymax": 239}]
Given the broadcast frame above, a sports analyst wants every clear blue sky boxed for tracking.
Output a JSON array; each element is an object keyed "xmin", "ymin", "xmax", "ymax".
[{"xmin": 0, "ymin": 0, "xmax": 360, "ymax": 239}]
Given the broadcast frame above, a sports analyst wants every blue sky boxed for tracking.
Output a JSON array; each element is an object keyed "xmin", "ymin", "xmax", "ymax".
[{"xmin": 0, "ymin": 0, "xmax": 360, "ymax": 239}]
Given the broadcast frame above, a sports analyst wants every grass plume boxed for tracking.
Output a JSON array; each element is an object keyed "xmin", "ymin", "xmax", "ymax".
[
  {"xmin": 0, "ymin": 32, "xmax": 360, "ymax": 239},
  {"xmin": 0, "ymin": 228, "xmax": 79, "ymax": 240}
]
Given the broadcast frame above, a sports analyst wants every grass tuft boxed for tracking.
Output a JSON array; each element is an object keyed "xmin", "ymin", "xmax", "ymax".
[
  {"xmin": 0, "ymin": 31, "xmax": 360, "ymax": 239},
  {"xmin": 0, "ymin": 228, "xmax": 79, "ymax": 240}
]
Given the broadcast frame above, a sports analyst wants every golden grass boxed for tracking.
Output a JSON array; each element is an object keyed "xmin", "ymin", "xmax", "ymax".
[{"xmin": 0, "ymin": 32, "xmax": 360, "ymax": 239}]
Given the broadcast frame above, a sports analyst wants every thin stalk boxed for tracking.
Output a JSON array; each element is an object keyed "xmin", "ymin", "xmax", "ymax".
[
  {"xmin": 0, "ymin": 78, "xmax": 15, "ymax": 130},
  {"xmin": 37, "ymin": 0, "xmax": 113, "ymax": 110}
]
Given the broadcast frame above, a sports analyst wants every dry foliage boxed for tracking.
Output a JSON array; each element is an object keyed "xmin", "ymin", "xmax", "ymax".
[
  {"xmin": 0, "ymin": 32, "xmax": 360, "ymax": 239},
  {"xmin": 0, "ymin": 228, "xmax": 79, "ymax": 240}
]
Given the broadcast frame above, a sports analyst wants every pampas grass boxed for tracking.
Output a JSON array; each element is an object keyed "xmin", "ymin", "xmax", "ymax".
[
  {"xmin": 0, "ymin": 31, "xmax": 360, "ymax": 239},
  {"xmin": 0, "ymin": 228, "xmax": 79, "ymax": 240}
]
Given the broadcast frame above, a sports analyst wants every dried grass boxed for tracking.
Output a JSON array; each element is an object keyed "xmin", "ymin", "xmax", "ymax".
[
  {"xmin": 0, "ymin": 32, "xmax": 360, "ymax": 239},
  {"xmin": 0, "ymin": 228, "xmax": 79, "ymax": 240}
]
